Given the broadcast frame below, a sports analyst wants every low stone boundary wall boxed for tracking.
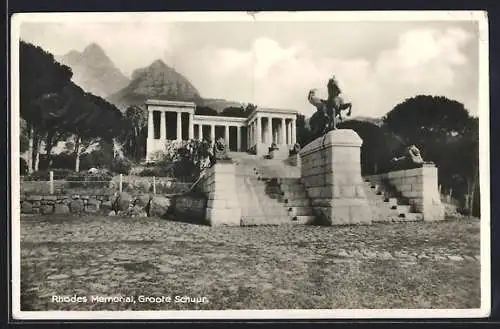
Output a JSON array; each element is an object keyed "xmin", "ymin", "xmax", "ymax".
[
  {"xmin": 364, "ymin": 164, "xmax": 444, "ymax": 221},
  {"xmin": 20, "ymin": 192, "xmax": 173, "ymax": 218},
  {"xmin": 299, "ymin": 129, "xmax": 371, "ymax": 225},
  {"xmin": 198, "ymin": 161, "xmax": 241, "ymax": 226},
  {"xmin": 171, "ymin": 193, "xmax": 207, "ymax": 223}
]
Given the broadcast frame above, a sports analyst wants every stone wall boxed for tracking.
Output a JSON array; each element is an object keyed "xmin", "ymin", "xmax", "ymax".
[
  {"xmin": 171, "ymin": 194, "xmax": 207, "ymax": 223},
  {"xmin": 21, "ymin": 194, "xmax": 114, "ymax": 215},
  {"xmin": 198, "ymin": 161, "xmax": 241, "ymax": 226},
  {"xmin": 364, "ymin": 164, "xmax": 445, "ymax": 221},
  {"xmin": 20, "ymin": 192, "xmax": 173, "ymax": 218},
  {"xmin": 299, "ymin": 129, "xmax": 371, "ymax": 225}
]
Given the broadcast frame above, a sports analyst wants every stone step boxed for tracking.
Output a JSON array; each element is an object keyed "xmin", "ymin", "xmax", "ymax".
[
  {"xmin": 402, "ymin": 212, "xmax": 423, "ymax": 221},
  {"xmin": 384, "ymin": 197, "xmax": 399, "ymax": 207},
  {"xmin": 240, "ymin": 216, "xmax": 296, "ymax": 226},
  {"xmin": 287, "ymin": 206, "xmax": 314, "ymax": 216},
  {"xmin": 279, "ymin": 184, "xmax": 305, "ymax": 192},
  {"xmin": 283, "ymin": 198, "xmax": 310, "ymax": 207},
  {"xmin": 391, "ymin": 204, "xmax": 412, "ymax": 214},
  {"xmin": 292, "ymin": 215, "xmax": 316, "ymax": 225}
]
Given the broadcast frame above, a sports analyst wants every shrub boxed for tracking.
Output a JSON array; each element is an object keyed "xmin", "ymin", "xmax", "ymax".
[
  {"xmin": 24, "ymin": 169, "xmax": 75, "ymax": 181},
  {"xmin": 20, "ymin": 158, "xmax": 28, "ymax": 175},
  {"xmin": 137, "ymin": 166, "xmax": 173, "ymax": 177},
  {"xmin": 80, "ymin": 149, "xmax": 114, "ymax": 170},
  {"xmin": 110, "ymin": 157, "xmax": 133, "ymax": 174},
  {"xmin": 66, "ymin": 171, "xmax": 113, "ymax": 188}
]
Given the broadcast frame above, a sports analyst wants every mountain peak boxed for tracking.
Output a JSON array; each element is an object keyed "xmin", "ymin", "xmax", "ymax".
[
  {"xmin": 107, "ymin": 60, "xmax": 201, "ymax": 111},
  {"xmin": 83, "ymin": 42, "xmax": 105, "ymax": 54},
  {"xmin": 59, "ymin": 43, "xmax": 130, "ymax": 98}
]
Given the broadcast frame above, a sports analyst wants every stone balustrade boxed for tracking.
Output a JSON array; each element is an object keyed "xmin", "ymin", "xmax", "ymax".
[{"xmin": 364, "ymin": 164, "xmax": 445, "ymax": 221}]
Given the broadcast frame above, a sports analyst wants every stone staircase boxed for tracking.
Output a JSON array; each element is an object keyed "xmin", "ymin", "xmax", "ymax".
[
  {"xmin": 231, "ymin": 152, "xmax": 316, "ymax": 226},
  {"xmin": 362, "ymin": 177, "xmax": 423, "ymax": 223},
  {"xmin": 229, "ymin": 152, "xmax": 423, "ymax": 225}
]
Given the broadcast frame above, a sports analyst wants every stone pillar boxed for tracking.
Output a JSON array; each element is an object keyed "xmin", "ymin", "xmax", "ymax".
[
  {"xmin": 250, "ymin": 121, "xmax": 254, "ymax": 147},
  {"xmin": 281, "ymin": 118, "xmax": 286, "ymax": 145},
  {"xmin": 148, "ymin": 109, "xmax": 154, "ymax": 139},
  {"xmin": 188, "ymin": 113, "xmax": 194, "ymax": 140},
  {"xmin": 416, "ymin": 164, "xmax": 445, "ymax": 221},
  {"xmin": 176, "ymin": 111, "xmax": 182, "ymax": 141},
  {"xmin": 287, "ymin": 120, "xmax": 292, "ymax": 145},
  {"xmin": 224, "ymin": 125, "xmax": 230, "ymax": 148},
  {"xmin": 291, "ymin": 118, "xmax": 296, "ymax": 145},
  {"xmin": 267, "ymin": 117, "xmax": 273, "ymax": 145},
  {"xmin": 210, "ymin": 124, "xmax": 216, "ymax": 145},
  {"xmin": 160, "ymin": 110, "xmax": 166, "ymax": 140},
  {"xmin": 203, "ymin": 162, "xmax": 241, "ymax": 226},
  {"xmin": 299, "ymin": 129, "xmax": 371, "ymax": 225},
  {"xmin": 256, "ymin": 116, "xmax": 261, "ymax": 145},
  {"xmin": 198, "ymin": 124, "xmax": 203, "ymax": 141},
  {"xmin": 237, "ymin": 126, "xmax": 242, "ymax": 151}
]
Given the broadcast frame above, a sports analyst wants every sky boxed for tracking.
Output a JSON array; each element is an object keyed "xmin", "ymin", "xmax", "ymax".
[{"xmin": 18, "ymin": 13, "xmax": 481, "ymax": 118}]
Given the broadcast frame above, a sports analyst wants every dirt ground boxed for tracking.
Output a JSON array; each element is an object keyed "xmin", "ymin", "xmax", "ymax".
[{"xmin": 20, "ymin": 215, "xmax": 481, "ymax": 311}]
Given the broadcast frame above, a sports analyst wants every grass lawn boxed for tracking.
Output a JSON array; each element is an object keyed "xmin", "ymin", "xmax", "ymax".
[{"xmin": 20, "ymin": 215, "xmax": 481, "ymax": 311}]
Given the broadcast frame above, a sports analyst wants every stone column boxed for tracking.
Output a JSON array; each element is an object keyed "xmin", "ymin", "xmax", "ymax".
[
  {"xmin": 299, "ymin": 129, "xmax": 371, "ymax": 225},
  {"xmin": 148, "ymin": 109, "xmax": 154, "ymax": 139},
  {"xmin": 160, "ymin": 110, "xmax": 166, "ymax": 140},
  {"xmin": 281, "ymin": 117, "xmax": 286, "ymax": 145},
  {"xmin": 267, "ymin": 117, "xmax": 273, "ymax": 145},
  {"xmin": 256, "ymin": 115, "xmax": 261, "ymax": 144},
  {"xmin": 198, "ymin": 124, "xmax": 203, "ymax": 141},
  {"xmin": 249, "ymin": 121, "xmax": 254, "ymax": 147},
  {"xmin": 188, "ymin": 113, "xmax": 194, "ymax": 140},
  {"xmin": 176, "ymin": 111, "xmax": 182, "ymax": 141},
  {"xmin": 224, "ymin": 125, "xmax": 230, "ymax": 148},
  {"xmin": 287, "ymin": 120, "xmax": 292, "ymax": 145},
  {"xmin": 210, "ymin": 124, "xmax": 216, "ymax": 145},
  {"xmin": 291, "ymin": 118, "xmax": 296, "ymax": 145},
  {"xmin": 237, "ymin": 126, "xmax": 241, "ymax": 151}
]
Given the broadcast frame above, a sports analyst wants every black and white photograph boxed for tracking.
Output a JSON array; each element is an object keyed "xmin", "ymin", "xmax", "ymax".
[{"xmin": 10, "ymin": 11, "xmax": 490, "ymax": 319}]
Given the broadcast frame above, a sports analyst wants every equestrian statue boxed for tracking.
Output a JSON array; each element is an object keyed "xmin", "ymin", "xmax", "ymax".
[{"xmin": 307, "ymin": 75, "xmax": 352, "ymax": 139}]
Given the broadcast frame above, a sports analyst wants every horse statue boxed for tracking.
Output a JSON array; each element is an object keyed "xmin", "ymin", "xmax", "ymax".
[{"xmin": 307, "ymin": 75, "xmax": 352, "ymax": 139}]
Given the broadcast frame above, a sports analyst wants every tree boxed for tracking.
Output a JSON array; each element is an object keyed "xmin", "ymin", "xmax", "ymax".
[
  {"xmin": 383, "ymin": 95, "xmax": 479, "ymax": 216},
  {"xmin": 296, "ymin": 114, "xmax": 313, "ymax": 147},
  {"xmin": 19, "ymin": 41, "xmax": 73, "ymax": 172},
  {"xmin": 338, "ymin": 120, "xmax": 405, "ymax": 175},
  {"xmin": 195, "ymin": 106, "xmax": 218, "ymax": 116},
  {"xmin": 220, "ymin": 106, "xmax": 247, "ymax": 118},
  {"xmin": 120, "ymin": 105, "xmax": 147, "ymax": 161},
  {"xmin": 383, "ymin": 95, "xmax": 470, "ymax": 161}
]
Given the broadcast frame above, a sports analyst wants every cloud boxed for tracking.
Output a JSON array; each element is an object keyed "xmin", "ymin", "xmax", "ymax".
[
  {"xmin": 174, "ymin": 26, "xmax": 477, "ymax": 118},
  {"xmin": 20, "ymin": 20, "xmax": 478, "ymax": 118}
]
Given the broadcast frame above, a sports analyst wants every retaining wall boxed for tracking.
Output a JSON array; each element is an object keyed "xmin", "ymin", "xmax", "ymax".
[
  {"xmin": 364, "ymin": 164, "xmax": 445, "ymax": 221},
  {"xmin": 198, "ymin": 161, "xmax": 241, "ymax": 226}
]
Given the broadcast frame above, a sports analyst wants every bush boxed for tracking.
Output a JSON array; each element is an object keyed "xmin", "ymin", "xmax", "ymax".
[
  {"xmin": 80, "ymin": 149, "xmax": 114, "ymax": 171},
  {"xmin": 20, "ymin": 158, "xmax": 28, "ymax": 175},
  {"xmin": 137, "ymin": 166, "xmax": 173, "ymax": 177},
  {"xmin": 110, "ymin": 157, "xmax": 133, "ymax": 174},
  {"xmin": 24, "ymin": 169, "xmax": 75, "ymax": 181},
  {"xmin": 66, "ymin": 171, "xmax": 113, "ymax": 188}
]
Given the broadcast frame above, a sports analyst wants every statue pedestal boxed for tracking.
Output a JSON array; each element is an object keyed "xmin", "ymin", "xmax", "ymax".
[{"xmin": 299, "ymin": 129, "xmax": 371, "ymax": 225}]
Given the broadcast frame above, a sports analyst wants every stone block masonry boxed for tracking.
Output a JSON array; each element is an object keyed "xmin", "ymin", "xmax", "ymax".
[
  {"xmin": 299, "ymin": 129, "xmax": 371, "ymax": 225},
  {"xmin": 199, "ymin": 162, "xmax": 242, "ymax": 226},
  {"xmin": 364, "ymin": 164, "xmax": 444, "ymax": 221}
]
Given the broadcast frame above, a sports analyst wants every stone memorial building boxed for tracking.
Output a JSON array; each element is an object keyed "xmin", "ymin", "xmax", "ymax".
[{"xmin": 145, "ymin": 99, "xmax": 299, "ymax": 161}]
